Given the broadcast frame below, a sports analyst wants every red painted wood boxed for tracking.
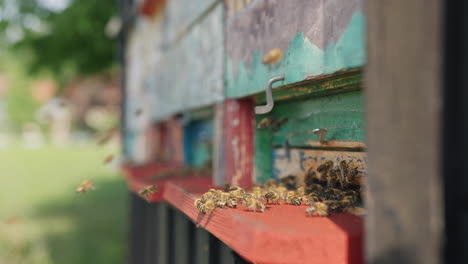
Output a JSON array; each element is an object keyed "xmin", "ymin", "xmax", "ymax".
[
  {"xmin": 164, "ymin": 181, "xmax": 363, "ymax": 264},
  {"xmin": 224, "ymin": 99, "xmax": 255, "ymax": 189},
  {"xmin": 167, "ymin": 117, "xmax": 185, "ymax": 165}
]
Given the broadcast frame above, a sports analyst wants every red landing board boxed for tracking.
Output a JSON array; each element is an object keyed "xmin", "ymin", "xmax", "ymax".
[
  {"xmin": 164, "ymin": 181, "xmax": 363, "ymax": 264},
  {"xmin": 121, "ymin": 163, "xmax": 212, "ymax": 202}
]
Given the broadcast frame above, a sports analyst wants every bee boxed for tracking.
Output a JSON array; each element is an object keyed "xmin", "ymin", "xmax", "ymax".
[
  {"xmin": 324, "ymin": 200, "xmax": 348, "ymax": 212},
  {"xmin": 203, "ymin": 199, "xmax": 216, "ymax": 214},
  {"xmin": 103, "ymin": 154, "xmax": 114, "ymax": 164},
  {"xmin": 195, "ymin": 198, "xmax": 205, "ymax": 213},
  {"xmin": 286, "ymin": 191, "xmax": 302, "ymax": 205},
  {"xmin": 138, "ymin": 185, "xmax": 158, "ymax": 202},
  {"xmin": 306, "ymin": 202, "xmax": 329, "ymax": 217},
  {"xmin": 270, "ymin": 117, "xmax": 288, "ymax": 131},
  {"xmin": 215, "ymin": 192, "xmax": 230, "ymax": 208},
  {"xmin": 243, "ymin": 197, "xmax": 265, "ymax": 213},
  {"xmin": 264, "ymin": 191, "xmax": 281, "ymax": 205},
  {"xmin": 281, "ymin": 175, "xmax": 297, "ymax": 190},
  {"xmin": 305, "ymin": 184, "xmax": 324, "ymax": 196},
  {"xmin": 346, "ymin": 167, "xmax": 360, "ymax": 184},
  {"xmin": 96, "ymin": 126, "xmax": 118, "ymax": 146},
  {"xmin": 339, "ymin": 160, "xmax": 349, "ymax": 186},
  {"xmin": 257, "ymin": 117, "xmax": 273, "ymax": 130},
  {"xmin": 326, "ymin": 169, "xmax": 339, "ymax": 188},
  {"xmin": 305, "ymin": 194, "xmax": 321, "ymax": 205},
  {"xmin": 229, "ymin": 188, "xmax": 247, "ymax": 201},
  {"xmin": 227, "ymin": 198, "xmax": 238, "ymax": 208},
  {"xmin": 262, "ymin": 48, "xmax": 284, "ymax": 65},
  {"xmin": 321, "ymin": 188, "xmax": 343, "ymax": 200},
  {"xmin": 76, "ymin": 179, "xmax": 95, "ymax": 193},
  {"xmin": 317, "ymin": 160, "xmax": 334, "ymax": 173},
  {"xmin": 251, "ymin": 186, "xmax": 264, "ymax": 199}
]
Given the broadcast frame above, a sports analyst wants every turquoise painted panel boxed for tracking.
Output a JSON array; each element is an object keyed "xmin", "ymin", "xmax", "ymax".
[
  {"xmin": 225, "ymin": 0, "xmax": 366, "ymax": 98},
  {"xmin": 270, "ymin": 90, "xmax": 365, "ymax": 146},
  {"xmin": 183, "ymin": 119, "xmax": 214, "ymax": 168}
]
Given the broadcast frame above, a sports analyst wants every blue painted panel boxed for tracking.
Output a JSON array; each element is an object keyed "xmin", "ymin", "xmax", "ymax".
[{"xmin": 183, "ymin": 119, "xmax": 214, "ymax": 167}]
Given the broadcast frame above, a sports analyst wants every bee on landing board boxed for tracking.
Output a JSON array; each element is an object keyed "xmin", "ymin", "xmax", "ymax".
[
  {"xmin": 138, "ymin": 185, "xmax": 158, "ymax": 202},
  {"xmin": 306, "ymin": 202, "xmax": 329, "ymax": 217},
  {"xmin": 243, "ymin": 197, "xmax": 265, "ymax": 213},
  {"xmin": 76, "ymin": 179, "xmax": 95, "ymax": 193},
  {"xmin": 264, "ymin": 191, "xmax": 281, "ymax": 205},
  {"xmin": 286, "ymin": 191, "xmax": 303, "ymax": 205}
]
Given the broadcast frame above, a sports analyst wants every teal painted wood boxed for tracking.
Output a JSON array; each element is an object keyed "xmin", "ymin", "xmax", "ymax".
[
  {"xmin": 254, "ymin": 89, "xmax": 364, "ymax": 183},
  {"xmin": 270, "ymin": 90, "xmax": 365, "ymax": 146},
  {"xmin": 184, "ymin": 119, "xmax": 214, "ymax": 168},
  {"xmin": 225, "ymin": 0, "xmax": 366, "ymax": 98}
]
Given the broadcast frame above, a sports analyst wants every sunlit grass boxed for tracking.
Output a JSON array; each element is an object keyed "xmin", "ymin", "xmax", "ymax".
[{"xmin": 0, "ymin": 144, "xmax": 128, "ymax": 264}]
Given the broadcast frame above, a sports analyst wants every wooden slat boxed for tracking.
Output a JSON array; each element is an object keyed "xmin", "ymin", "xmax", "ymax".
[
  {"xmin": 366, "ymin": 0, "xmax": 443, "ymax": 263},
  {"xmin": 173, "ymin": 210, "xmax": 191, "ymax": 264},
  {"xmin": 225, "ymin": 0, "xmax": 365, "ymax": 98},
  {"xmin": 224, "ymin": 99, "xmax": 255, "ymax": 189},
  {"xmin": 156, "ymin": 203, "xmax": 170, "ymax": 264},
  {"xmin": 163, "ymin": 181, "xmax": 363, "ymax": 264},
  {"xmin": 194, "ymin": 228, "xmax": 211, "ymax": 264}
]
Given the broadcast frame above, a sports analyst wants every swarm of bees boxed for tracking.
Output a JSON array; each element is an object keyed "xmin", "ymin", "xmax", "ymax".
[
  {"xmin": 138, "ymin": 185, "xmax": 159, "ymax": 202},
  {"xmin": 194, "ymin": 159, "xmax": 364, "ymax": 217},
  {"xmin": 76, "ymin": 179, "xmax": 96, "ymax": 193}
]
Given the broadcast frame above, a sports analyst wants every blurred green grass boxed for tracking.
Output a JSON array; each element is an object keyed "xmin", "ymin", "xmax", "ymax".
[{"xmin": 0, "ymin": 145, "xmax": 128, "ymax": 264}]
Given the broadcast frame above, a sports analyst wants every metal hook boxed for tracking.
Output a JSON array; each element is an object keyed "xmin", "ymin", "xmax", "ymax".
[
  {"xmin": 255, "ymin": 75, "xmax": 285, "ymax": 114},
  {"xmin": 312, "ymin": 128, "xmax": 327, "ymax": 145}
]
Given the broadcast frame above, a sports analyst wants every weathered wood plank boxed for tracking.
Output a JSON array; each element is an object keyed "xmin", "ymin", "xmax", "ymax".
[
  {"xmin": 225, "ymin": 0, "xmax": 365, "ymax": 98},
  {"xmin": 156, "ymin": 203, "xmax": 169, "ymax": 264},
  {"xmin": 153, "ymin": 4, "xmax": 224, "ymax": 121},
  {"xmin": 366, "ymin": 0, "xmax": 443, "ymax": 263},
  {"xmin": 194, "ymin": 228, "xmax": 211, "ymax": 264},
  {"xmin": 213, "ymin": 103, "xmax": 226, "ymax": 186}
]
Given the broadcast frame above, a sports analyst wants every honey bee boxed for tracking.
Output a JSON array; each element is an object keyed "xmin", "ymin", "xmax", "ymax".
[
  {"xmin": 257, "ymin": 117, "xmax": 273, "ymax": 130},
  {"xmin": 317, "ymin": 160, "xmax": 334, "ymax": 173},
  {"xmin": 103, "ymin": 154, "xmax": 114, "ymax": 164},
  {"xmin": 305, "ymin": 184, "xmax": 324, "ymax": 196},
  {"xmin": 264, "ymin": 191, "xmax": 281, "ymax": 205},
  {"xmin": 229, "ymin": 188, "xmax": 247, "ymax": 201},
  {"xmin": 203, "ymin": 199, "xmax": 216, "ymax": 214},
  {"xmin": 251, "ymin": 186, "xmax": 264, "ymax": 199},
  {"xmin": 326, "ymin": 169, "xmax": 339, "ymax": 188},
  {"xmin": 195, "ymin": 198, "xmax": 204, "ymax": 213},
  {"xmin": 264, "ymin": 179, "xmax": 278, "ymax": 188},
  {"xmin": 138, "ymin": 185, "xmax": 159, "ymax": 202},
  {"xmin": 321, "ymin": 188, "xmax": 343, "ymax": 200},
  {"xmin": 306, "ymin": 202, "xmax": 329, "ymax": 217},
  {"xmin": 305, "ymin": 194, "xmax": 321, "ymax": 205},
  {"xmin": 262, "ymin": 48, "xmax": 284, "ymax": 65},
  {"xmin": 215, "ymin": 192, "xmax": 230, "ymax": 207},
  {"xmin": 227, "ymin": 198, "xmax": 238, "ymax": 208},
  {"xmin": 270, "ymin": 117, "xmax": 288, "ymax": 131},
  {"xmin": 76, "ymin": 179, "xmax": 96, "ymax": 193},
  {"xmin": 324, "ymin": 200, "xmax": 348, "ymax": 212},
  {"xmin": 286, "ymin": 191, "xmax": 302, "ymax": 205},
  {"xmin": 346, "ymin": 167, "xmax": 359, "ymax": 184},
  {"xmin": 339, "ymin": 160, "xmax": 349, "ymax": 186},
  {"xmin": 243, "ymin": 197, "xmax": 265, "ymax": 213}
]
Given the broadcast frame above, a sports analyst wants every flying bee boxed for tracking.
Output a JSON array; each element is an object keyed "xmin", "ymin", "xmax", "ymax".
[
  {"xmin": 257, "ymin": 117, "xmax": 273, "ymax": 130},
  {"xmin": 243, "ymin": 197, "xmax": 265, "ymax": 213},
  {"xmin": 270, "ymin": 117, "xmax": 288, "ymax": 131},
  {"xmin": 103, "ymin": 154, "xmax": 114, "ymax": 164},
  {"xmin": 306, "ymin": 202, "xmax": 329, "ymax": 217},
  {"xmin": 76, "ymin": 179, "xmax": 96, "ymax": 193},
  {"xmin": 138, "ymin": 185, "xmax": 158, "ymax": 202},
  {"xmin": 264, "ymin": 191, "xmax": 281, "ymax": 205},
  {"xmin": 262, "ymin": 48, "xmax": 284, "ymax": 65}
]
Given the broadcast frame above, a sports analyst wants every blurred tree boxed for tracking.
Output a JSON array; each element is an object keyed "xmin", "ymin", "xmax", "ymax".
[{"xmin": 0, "ymin": 0, "xmax": 117, "ymax": 80}]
